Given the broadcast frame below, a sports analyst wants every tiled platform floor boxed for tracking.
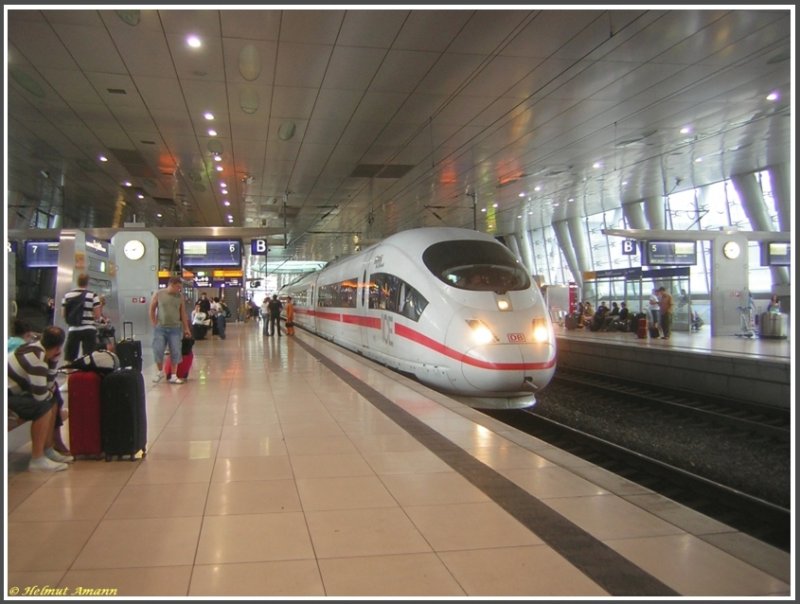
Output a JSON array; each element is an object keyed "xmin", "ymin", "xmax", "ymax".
[{"xmin": 5, "ymin": 321, "xmax": 791, "ymax": 597}]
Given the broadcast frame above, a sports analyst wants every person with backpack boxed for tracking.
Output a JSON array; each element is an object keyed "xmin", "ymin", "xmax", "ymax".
[{"xmin": 61, "ymin": 273, "xmax": 101, "ymax": 362}]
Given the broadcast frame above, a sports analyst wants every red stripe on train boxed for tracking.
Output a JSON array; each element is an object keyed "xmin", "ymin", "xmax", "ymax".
[
  {"xmin": 394, "ymin": 323, "xmax": 555, "ymax": 371},
  {"xmin": 298, "ymin": 309, "xmax": 555, "ymax": 372}
]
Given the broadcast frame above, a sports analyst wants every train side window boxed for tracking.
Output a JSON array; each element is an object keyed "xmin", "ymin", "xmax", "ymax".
[
  {"xmin": 318, "ymin": 279, "xmax": 358, "ymax": 308},
  {"xmin": 368, "ymin": 272, "xmax": 428, "ymax": 321}
]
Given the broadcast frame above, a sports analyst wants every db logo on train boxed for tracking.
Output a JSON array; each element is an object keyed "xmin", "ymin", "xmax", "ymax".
[{"xmin": 507, "ymin": 333, "xmax": 526, "ymax": 343}]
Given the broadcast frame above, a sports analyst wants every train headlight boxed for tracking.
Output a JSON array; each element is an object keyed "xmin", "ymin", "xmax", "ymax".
[
  {"xmin": 466, "ymin": 319, "xmax": 497, "ymax": 345},
  {"xmin": 497, "ymin": 298, "xmax": 511, "ymax": 311},
  {"xmin": 531, "ymin": 318, "xmax": 550, "ymax": 343}
]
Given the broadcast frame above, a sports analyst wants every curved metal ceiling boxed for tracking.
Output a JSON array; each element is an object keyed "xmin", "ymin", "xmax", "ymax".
[{"xmin": 6, "ymin": 7, "xmax": 792, "ymax": 261}]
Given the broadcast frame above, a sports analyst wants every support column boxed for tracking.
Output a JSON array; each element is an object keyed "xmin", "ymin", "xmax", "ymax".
[
  {"xmin": 564, "ymin": 218, "xmax": 589, "ymax": 292},
  {"xmin": 517, "ymin": 214, "xmax": 535, "ymax": 277},
  {"xmin": 768, "ymin": 163, "xmax": 791, "ymax": 231},
  {"xmin": 731, "ymin": 170, "xmax": 789, "ymax": 288},
  {"xmin": 710, "ymin": 234, "xmax": 751, "ymax": 337},
  {"xmin": 622, "ymin": 200, "xmax": 647, "ymax": 229},
  {"xmin": 644, "ymin": 196, "xmax": 666, "ymax": 230}
]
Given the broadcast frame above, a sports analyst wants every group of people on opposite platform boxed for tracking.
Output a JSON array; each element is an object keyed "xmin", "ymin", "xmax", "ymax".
[
  {"xmin": 574, "ymin": 300, "xmax": 633, "ymax": 332},
  {"xmin": 260, "ymin": 294, "xmax": 295, "ymax": 337},
  {"xmin": 565, "ymin": 289, "xmax": 680, "ymax": 336}
]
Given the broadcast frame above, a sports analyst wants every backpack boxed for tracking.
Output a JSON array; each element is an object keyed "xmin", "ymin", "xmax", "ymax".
[
  {"xmin": 66, "ymin": 349, "xmax": 120, "ymax": 373},
  {"xmin": 64, "ymin": 291, "xmax": 87, "ymax": 326}
]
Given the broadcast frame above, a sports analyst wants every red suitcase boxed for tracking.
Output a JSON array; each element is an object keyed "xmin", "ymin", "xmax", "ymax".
[
  {"xmin": 67, "ymin": 370, "xmax": 104, "ymax": 458},
  {"xmin": 164, "ymin": 352, "xmax": 193, "ymax": 380}
]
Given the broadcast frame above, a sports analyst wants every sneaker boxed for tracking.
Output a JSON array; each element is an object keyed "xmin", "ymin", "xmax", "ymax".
[
  {"xmin": 28, "ymin": 455, "xmax": 68, "ymax": 473},
  {"xmin": 45, "ymin": 448, "xmax": 74, "ymax": 463},
  {"xmin": 168, "ymin": 376, "xmax": 184, "ymax": 384},
  {"xmin": 152, "ymin": 371, "xmax": 165, "ymax": 384}
]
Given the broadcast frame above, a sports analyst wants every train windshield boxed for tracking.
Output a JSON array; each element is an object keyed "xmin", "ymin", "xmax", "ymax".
[{"xmin": 422, "ymin": 240, "xmax": 531, "ymax": 292}]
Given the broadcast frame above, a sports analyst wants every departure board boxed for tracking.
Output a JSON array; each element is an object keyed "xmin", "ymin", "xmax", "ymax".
[
  {"xmin": 767, "ymin": 242, "xmax": 790, "ymax": 266},
  {"xmin": 643, "ymin": 241, "xmax": 697, "ymax": 266},
  {"xmin": 25, "ymin": 240, "xmax": 59, "ymax": 268},
  {"xmin": 180, "ymin": 240, "xmax": 242, "ymax": 267}
]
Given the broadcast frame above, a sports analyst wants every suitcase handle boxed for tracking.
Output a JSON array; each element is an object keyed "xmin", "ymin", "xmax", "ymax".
[{"xmin": 123, "ymin": 321, "xmax": 134, "ymax": 340}]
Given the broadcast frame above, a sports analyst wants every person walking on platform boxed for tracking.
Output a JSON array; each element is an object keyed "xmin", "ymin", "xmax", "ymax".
[
  {"xmin": 211, "ymin": 297, "xmax": 227, "ymax": 340},
  {"xmin": 657, "ymin": 286, "xmax": 674, "ymax": 340},
  {"xmin": 285, "ymin": 296, "xmax": 295, "ymax": 335},
  {"xmin": 260, "ymin": 296, "xmax": 270, "ymax": 335},
  {"xmin": 267, "ymin": 294, "xmax": 283, "ymax": 337},
  {"xmin": 150, "ymin": 276, "xmax": 192, "ymax": 384}
]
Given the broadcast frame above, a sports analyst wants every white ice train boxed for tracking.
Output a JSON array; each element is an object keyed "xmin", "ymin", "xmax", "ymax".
[{"xmin": 281, "ymin": 227, "xmax": 557, "ymax": 409}]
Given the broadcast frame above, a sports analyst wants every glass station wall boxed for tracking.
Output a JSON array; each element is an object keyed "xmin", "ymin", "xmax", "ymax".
[{"xmin": 523, "ymin": 170, "xmax": 785, "ymax": 324}]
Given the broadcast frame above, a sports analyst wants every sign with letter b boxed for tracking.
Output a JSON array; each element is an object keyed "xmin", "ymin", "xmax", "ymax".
[
  {"xmin": 621, "ymin": 239, "xmax": 637, "ymax": 255},
  {"xmin": 251, "ymin": 239, "xmax": 268, "ymax": 255}
]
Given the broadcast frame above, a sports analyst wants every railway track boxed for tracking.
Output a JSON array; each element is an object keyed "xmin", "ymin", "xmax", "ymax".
[
  {"xmin": 554, "ymin": 368, "xmax": 791, "ymax": 441},
  {"xmin": 484, "ymin": 372, "xmax": 791, "ymax": 552}
]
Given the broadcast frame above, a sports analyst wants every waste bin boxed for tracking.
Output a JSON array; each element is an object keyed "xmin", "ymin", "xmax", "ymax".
[{"xmin": 759, "ymin": 312, "xmax": 788, "ymax": 339}]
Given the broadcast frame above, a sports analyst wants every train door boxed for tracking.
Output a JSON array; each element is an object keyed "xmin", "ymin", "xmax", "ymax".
[{"xmin": 359, "ymin": 252, "xmax": 374, "ymax": 350}]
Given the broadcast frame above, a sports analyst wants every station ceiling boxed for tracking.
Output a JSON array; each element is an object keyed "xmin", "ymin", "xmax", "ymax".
[{"xmin": 6, "ymin": 7, "xmax": 792, "ymax": 262}]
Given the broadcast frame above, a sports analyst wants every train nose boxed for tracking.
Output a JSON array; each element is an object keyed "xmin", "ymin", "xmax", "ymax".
[{"xmin": 459, "ymin": 344, "xmax": 528, "ymax": 392}]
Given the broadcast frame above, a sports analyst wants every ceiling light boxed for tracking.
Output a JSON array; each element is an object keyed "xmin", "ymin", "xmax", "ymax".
[
  {"xmin": 240, "ymin": 88, "xmax": 259, "ymax": 114},
  {"xmin": 278, "ymin": 121, "xmax": 296, "ymax": 141},
  {"xmin": 518, "ymin": 192, "xmax": 526, "ymax": 198},
  {"xmin": 223, "ymin": 200, "xmax": 230, "ymax": 206},
  {"xmin": 694, "ymin": 157, "xmax": 703, "ymax": 163},
  {"xmin": 156, "ymin": 212, "xmax": 163, "ymax": 218},
  {"xmin": 766, "ymin": 91, "xmax": 779, "ymax": 101},
  {"xmin": 238, "ymin": 44, "xmax": 262, "ymax": 81},
  {"xmin": 680, "ymin": 126, "xmax": 692, "ymax": 134},
  {"xmin": 116, "ymin": 10, "xmax": 140, "ymax": 26},
  {"xmin": 492, "ymin": 203, "xmax": 498, "ymax": 208},
  {"xmin": 213, "ymin": 155, "xmax": 222, "ymax": 162},
  {"xmin": 208, "ymin": 129, "xmax": 217, "ymax": 137},
  {"xmin": 204, "ymin": 112, "xmax": 214, "ymax": 120},
  {"xmin": 534, "ymin": 185, "xmax": 541, "ymax": 192},
  {"xmin": 216, "ymin": 166, "xmax": 223, "ymax": 172},
  {"xmin": 187, "ymin": 35, "xmax": 202, "ymax": 48},
  {"xmin": 137, "ymin": 193, "xmax": 144, "ymax": 199},
  {"xmin": 592, "ymin": 162, "xmax": 602, "ymax": 169},
  {"xmin": 123, "ymin": 181, "xmax": 132, "ymax": 187},
  {"xmin": 98, "ymin": 155, "xmax": 108, "ymax": 162}
]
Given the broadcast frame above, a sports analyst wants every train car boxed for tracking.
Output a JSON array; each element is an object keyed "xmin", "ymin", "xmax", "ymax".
[{"xmin": 282, "ymin": 227, "xmax": 556, "ymax": 409}]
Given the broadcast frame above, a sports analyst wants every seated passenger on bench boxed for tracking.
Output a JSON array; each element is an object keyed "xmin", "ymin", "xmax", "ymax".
[{"xmin": 7, "ymin": 326, "xmax": 74, "ymax": 472}]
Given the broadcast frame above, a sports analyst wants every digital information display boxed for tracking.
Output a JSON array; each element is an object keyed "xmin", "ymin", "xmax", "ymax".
[
  {"xmin": 766, "ymin": 242, "xmax": 790, "ymax": 266},
  {"xmin": 180, "ymin": 240, "xmax": 242, "ymax": 268},
  {"xmin": 25, "ymin": 240, "xmax": 59, "ymax": 268},
  {"xmin": 644, "ymin": 241, "xmax": 697, "ymax": 266}
]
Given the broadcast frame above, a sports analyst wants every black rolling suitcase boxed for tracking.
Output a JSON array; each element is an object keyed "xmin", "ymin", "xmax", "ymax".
[
  {"xmin": 100, "ymin": 368, "xmax": 147, "ymax": 461},
  {"xmin": 116, "ymin": 321, "xmax": 143, "ymax": 371},
  {"xmin": 649, "ymin": 325, "xmax": 660, "ymax": 338}
]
